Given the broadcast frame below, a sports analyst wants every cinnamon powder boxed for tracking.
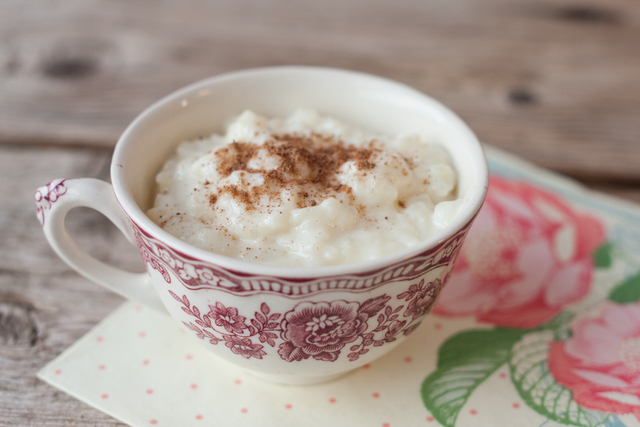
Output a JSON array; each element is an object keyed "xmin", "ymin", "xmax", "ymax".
[{"xmin": 210, "ymin": 133, "xmax": 380, "ymax": 210}]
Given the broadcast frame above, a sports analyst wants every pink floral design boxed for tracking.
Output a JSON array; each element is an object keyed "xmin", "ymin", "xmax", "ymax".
[
  {"xmin": 433, "ymin": 176, "xmax": 605, "ymax": 328},
  {"xmin": 208, "ymin": 303, "xmax": 248, "ymax": 334},
  {"xmin": 549, "ymin": 303, "xmax": 640, "ymax": 420},
  {"xmin": 278, "ymin": 301, "xmax": 369, "ymax": 362},
  {"xmin": 171, "ymin": 278, "xmax": 441, "ymax": 362},
  {"xmin": 135, "ymin": 233, "xmax": 171, "ymax": 283},
  {"xmin": 398, "ymin": 278, "xmax": 441, "ymax": 321},
  {"xmin": 223, "ymin": 335, "xmax": 267, "ymax": 360},
  {"xmin": 35, "ymin": 179, "xmax": 67, "ymax": 225},
  {"xmin": 130, "ymin": 219, "xmax": 470, "ymax": 298}
]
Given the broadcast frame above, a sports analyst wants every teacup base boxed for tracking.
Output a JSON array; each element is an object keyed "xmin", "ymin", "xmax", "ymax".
[{"xmin": 247, "ymin": 369, "xmax": 350, "ymax": 385}]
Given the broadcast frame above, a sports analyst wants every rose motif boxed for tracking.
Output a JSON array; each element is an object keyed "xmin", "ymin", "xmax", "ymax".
[
  {"xmin": 278, "ymin": 301, "xmax": 369, "ymax": 362},
  {"xmin": 175, "ymin": 291, "xmax": 419, "ymax": 363},
  {"xmin": 401, "ymin": 278, "xmax": 441, "ymax": 321},
  {"xmin": 548, "ymin": 303, "xmax": 640, "ymax": 420},
  {"xmin": 208, "ymin": 302, "xmax": 248, "ymax": 334},
  {"xmin": 433, "ymin": 176, "xmax": 605, "ymax": 328},
  {"xmin": 223, "ymin": 335, "xmax": 267, "ymax": 360}
]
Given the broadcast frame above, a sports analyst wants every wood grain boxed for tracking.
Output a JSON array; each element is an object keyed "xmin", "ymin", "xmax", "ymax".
[
  {"xmin": 1, "ymin": 0, "xmax": 640, "ymax": 425},
  {"xmin": 0, "ymin": 145, "xmax": 136, "ymax": 426},
  {"xmin": 1, "ymin": 0, "xmax": 639, "ymax": 181}
]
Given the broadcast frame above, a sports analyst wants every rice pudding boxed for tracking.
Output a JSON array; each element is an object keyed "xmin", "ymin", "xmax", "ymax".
[{"xmin": 147, "ymin": 109, "xmax": 462, "ymax": 267}]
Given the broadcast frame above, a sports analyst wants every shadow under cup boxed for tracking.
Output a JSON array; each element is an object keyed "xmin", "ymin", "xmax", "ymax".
[{"xmin": 113, "ymin": 67, "xmax": 489, "ymax": 384}]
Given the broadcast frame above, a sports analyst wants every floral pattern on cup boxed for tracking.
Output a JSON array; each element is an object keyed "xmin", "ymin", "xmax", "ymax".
[
  {"xmin": 131, "ymin": 220, "xmax": 470, "ymax": 298},
  {"xmin": 173, "ymin": 277, "xmax": 440, "ymax": 363},
  {"xmin": 35, "ymin": 179, "xmax": 68, "ymax": 225},
  {"xmin": 433, "ymin": 175, "xmax": 605, "ymax": 328},
  {"xmin": 548, "ymin": 302, "xmax": 640, "ymax": 420}
]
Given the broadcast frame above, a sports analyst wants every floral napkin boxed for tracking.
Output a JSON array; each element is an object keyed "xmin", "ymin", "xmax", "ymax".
[{"xmin": 39, "ymin": 146, "xmax": 640, "ymax": 427}]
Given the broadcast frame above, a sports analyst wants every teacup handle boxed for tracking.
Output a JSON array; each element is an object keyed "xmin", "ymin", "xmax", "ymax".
[{"xmin": 36, "ymin": 178, "xmax": 167, "ymax": 313}]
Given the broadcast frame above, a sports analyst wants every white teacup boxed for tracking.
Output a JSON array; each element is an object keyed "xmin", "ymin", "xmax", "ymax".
[{"xmin": 36, "ymin": 67, "xmax": 488, "ymax": 385}]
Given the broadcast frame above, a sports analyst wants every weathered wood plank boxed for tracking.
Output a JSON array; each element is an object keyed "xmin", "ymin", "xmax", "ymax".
[
  {"xmin": 1, "ymin": 0, "xmax": 639, "ymax": 180},
  {"xmin": 0, "ymin": 144, "xmax": 135, "ymax": 426},
  {"xmin": 589, "ymin": 186, "xmax": 640, "ymax": 204}
]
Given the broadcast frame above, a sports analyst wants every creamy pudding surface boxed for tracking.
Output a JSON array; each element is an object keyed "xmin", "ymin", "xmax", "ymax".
[{"xmin": 147, "ymin": 110, "xmax": 462, "ymax": 267}]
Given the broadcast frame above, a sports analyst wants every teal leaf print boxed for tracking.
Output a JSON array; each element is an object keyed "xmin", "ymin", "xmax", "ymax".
[
  {"xmin": 593, "ymin": 242, "xmax": 613, "ymax": 268},
  {"xmin": 510, "ymin": 331, "xmax": 611, "ymax": 427},
  {"xmin": 608, "ymin": 272, "xmax": 640, "ymax": 303},
  {"xmin": 421, "ymin": 329, "xmax": 527, "ymax": 427},
  {"xmin": 603, "ymin": 415, "xmax": 626, "ymax": 427}
]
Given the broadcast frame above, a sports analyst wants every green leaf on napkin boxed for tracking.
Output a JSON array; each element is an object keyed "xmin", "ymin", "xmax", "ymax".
[
  {"xmin": 509, "ymin": 331, "xmax": 610, "ymax": 427},
  {"xmin": 421, "ymin": 329, "xmax": 527, "ymax": 427},
  {"xmin": 593, "ymin": 242, "xmax": 613, "ymax": 268},
  {"xmin": 608, "ymin": 272, "xmax": 640, "ymax": 303}
]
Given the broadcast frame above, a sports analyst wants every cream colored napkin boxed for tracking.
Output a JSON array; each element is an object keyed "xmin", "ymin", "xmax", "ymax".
[{"xmin": 38, "ymin": 302, "xmax": 526, "ymax": 427}]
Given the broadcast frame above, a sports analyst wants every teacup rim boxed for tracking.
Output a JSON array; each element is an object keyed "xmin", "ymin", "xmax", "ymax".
[{"xmin": 112, "ymin": 65, "xmax": 488, "ymax": 279}]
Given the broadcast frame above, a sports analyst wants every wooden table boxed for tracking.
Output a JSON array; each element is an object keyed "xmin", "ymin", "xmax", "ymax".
[{"xmin": 1, "ymin": 0, "xmax": 639, "ymax": 424}]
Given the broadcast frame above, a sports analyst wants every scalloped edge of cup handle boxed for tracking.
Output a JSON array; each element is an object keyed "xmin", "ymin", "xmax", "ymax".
[{"xmin": 35, "ymin": 178, "xmax": 167, "ymax": 314}]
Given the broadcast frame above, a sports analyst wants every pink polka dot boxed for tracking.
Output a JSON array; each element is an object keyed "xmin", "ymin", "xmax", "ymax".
[
  {"xmin": 96, "ymin": 336, "xmax": 104, "ymax": 342},
  {"xmin": 285, "ymin": 404, "xmax": 292, "ymax": 409},
  {"xmin": 146, "ymin": 389, "xmax": 154, "ymax": 394},
  {"xmin": 101, "ymin": 393, "xmax": 108, "ymax": 399},
  {"xmin": 186, "ymin": 354, "xmax": 193, "ymax": 360},
  {"xmin": 404, "ymin": 356, "xmax": 412, "ymax": 363},
  {"xmin": 139, "ymin": 332, "xmax": 146, "ymax": 338},
  {"xmin": 240, "ymin": 408, "xmax": 248, "ymax": 414},
  {"xmin": 150, "ymin": 420, "xmax": 158, "ymax": 425},
  {"xmin": 372, "ymin": 392, "xmax": 380, "ymax": 398},
  {"xmin": 234, "ymin": 379, "xmax": 241, "ymax": 385},
  {"xmin": 434, "ymin": 323, "xmax": 442, "ymax": 330},
  {"xmin": 383, "ymin": 423, "xmax": 390, "ymax": 427},
  {"xmin": 329, "ymin": 398, "xmax": 336, "ymax": 403},
  {"xmin": 499, "ymin": 372, "xmax": 507, "ymax": 378},
  {"xmin": 135, "ymin": 305, "xmax": 143, "ymax": 312},
  {"xmin": 427, "ymin": 417, "xmax": 434, "ymax": 422},
  {"xmin": 362, "ymin": 364, "xmax": 371, "ymax": 369},
  {"xmin": 143, "ymin": 359, "xmax": 150, "ymax": 365},
  {"xmin": 54, "ymin": 369, "xmax": 62, "ymax": 375},
  {"xmin": 195, "ymin": 414, "xmax": 203, "ymax": 420},
  {"xmin": 99, "ymin": 365, "xmax": 106, "ymax": 370},
  {"xmin": 470, "ymin": 409, "xmax": 477, "ymax": 415},
  {"xmin": 190, "ymin": 383, "xmax": 198, "ymax": 389},
  {"xmin": 513, "ymin": 403, "xmax": 520, "ymax": 409}
]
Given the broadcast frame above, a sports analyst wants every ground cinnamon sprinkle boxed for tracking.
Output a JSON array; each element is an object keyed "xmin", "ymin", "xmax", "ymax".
[
  {"xmin": 211, "ymin": 133, "xmax": 381, "ymax": 210},
  {"xmin": 147, "ymin": 110, "xmax": 461, "ymax": 267}
]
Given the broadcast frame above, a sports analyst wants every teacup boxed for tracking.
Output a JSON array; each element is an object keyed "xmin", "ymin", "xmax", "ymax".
[{"xmin": 36, "ymin": 67, "xmax": 488, "ymax": 385}]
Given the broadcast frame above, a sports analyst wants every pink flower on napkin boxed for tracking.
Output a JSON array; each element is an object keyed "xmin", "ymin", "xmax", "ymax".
[
  {"xmin": 278, "ymin": 301, "xmax": 369, "ymax": 362},
  {"xmin": 433, "ymin": 176, "xmax": 604, "ymax": 328},
  {"xmin": 549, "ymin": 303, "xmax": 640, "ymax": 419}
]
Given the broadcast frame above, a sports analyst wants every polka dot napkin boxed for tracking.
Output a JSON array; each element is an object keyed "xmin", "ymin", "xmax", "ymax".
[
  {"xmin": 39, "ymin": 147, "xmax": 640, "ymax": 426},
  {"xmin": 38, "ymin": 301, "xmax": 471, "ymax": 427}
]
